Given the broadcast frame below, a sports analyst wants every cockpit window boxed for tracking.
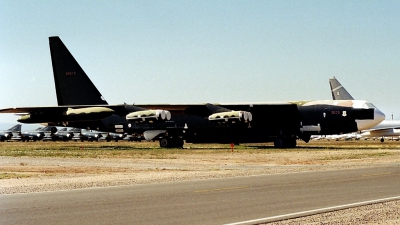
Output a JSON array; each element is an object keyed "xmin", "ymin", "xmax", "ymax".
[{"xmin": 366, "ymin": 103, "xmax": 376, "ymax": 109}]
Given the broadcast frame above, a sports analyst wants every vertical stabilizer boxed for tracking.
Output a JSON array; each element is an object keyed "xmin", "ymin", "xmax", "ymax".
[
  {"xmin": 7, "ymin": 124, "xmax": 21, "ymax": 132},
  {"xmin": 49, "ymin": 36, "xmax": 108, "ymax": 106},
  {"xmin": 329, "ymin": 77, "xmax": 354, "ymax": 100},
  {"xmin": 69, "ymin": 128, "xmax": 82, "ymax": 133}
]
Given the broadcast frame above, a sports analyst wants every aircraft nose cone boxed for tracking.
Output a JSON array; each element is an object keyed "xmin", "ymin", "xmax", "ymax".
[
  {"xmin": 356, "ymin": 108, "xmax": 385, "ymax": 131},
  {"xmin": 374, "ymin": 109, "xmax": 385, "ymax": 124}
]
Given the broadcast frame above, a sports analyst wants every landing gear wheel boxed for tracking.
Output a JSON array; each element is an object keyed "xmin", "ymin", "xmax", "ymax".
[
  {"xmin": 380, "ymin": 138, "xmax": 385, "ymax": 143},
  {"xmin": 285, "ymin": 138, "xmax": 297, "ymax": 148},
  {"xmin": 159, "ymin": 138, "xmax": 184, "ymax": 148},
  {"xmin": 174, "ymin": 139, "xmax": 184, "ymax": 148},
  {"xmin": 274, "ymin": 137, "xmax": 297, "ymax": 148},
  {"xmin": 274, "ymin": 139, "xmax": 284, "ymax": 148},
  {"xmin": 159, "ymin": 138, "xmax": 169, "ymax": 148}
]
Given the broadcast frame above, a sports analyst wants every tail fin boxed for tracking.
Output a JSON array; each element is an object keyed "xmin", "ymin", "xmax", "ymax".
[
  {"xmin": 69, "ymin": 128, "xmax": 82, "ymax": 133},
  {"xmin": 49, "ymin": 36, "xmax": 108, "ymax": 106},
  {"xmin": 37, "ymin": 126, "xmax": 58, "ymax": 133},
  {"xmin": 329, "ymin": 77, "xmax": 354, "ymax": 100},
  {"xmin": 7, "ymin": 124, "xmax": 21, "ymax": 132}
]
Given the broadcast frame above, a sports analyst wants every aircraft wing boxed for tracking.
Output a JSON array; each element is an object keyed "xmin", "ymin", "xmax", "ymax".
[
  {"xmin": 0, "ymin": 106, "xmax": 66, "ymax": 114},
  {"xmin": 0, "ymin": 104, "xmax": 131, "ymax": 114},
  {"xmin": 0, "ymin": 105, "xmax": 121, "ymax": 124},
  {"xmin": 364, "ymin": 128, "xmax": 400, "ymax": 137},
  {"xmin": 366, "ymin": 120, "xmax": 400, "ymax": 131},
  {"xmin": 0, "ymin": 102, "xmax": 296, "ymax": 123}
]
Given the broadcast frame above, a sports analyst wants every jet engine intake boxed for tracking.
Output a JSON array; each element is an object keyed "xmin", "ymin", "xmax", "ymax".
[
  {"xmin": 126, "ymin": 110, "xmax": 171, "ymax": 123},
  {"xmin": 208, "ymin": 111, "xmax": 252, "ymax": 122}
]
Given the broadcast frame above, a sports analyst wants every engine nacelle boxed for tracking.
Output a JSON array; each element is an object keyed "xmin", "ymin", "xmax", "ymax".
[
  {"xmin": 208, "ymin": 111, "xmax": 252, "ymax": 122},
  {"xmin": 126, "ymin": 110, "xmax": 171, "ymax": 122}
]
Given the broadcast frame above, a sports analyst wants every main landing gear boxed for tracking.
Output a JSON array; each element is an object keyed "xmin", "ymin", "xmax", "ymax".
[
  {"xmin": 159, "ymin": 138, "xmax": 184, "ymax": 148},
  {"xmin": 274, "ymin": 137, "xmax": 297, "ymax": 148}
]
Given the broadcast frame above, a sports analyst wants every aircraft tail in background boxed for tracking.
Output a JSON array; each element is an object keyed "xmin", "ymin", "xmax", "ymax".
[
  {"xmin": 7, "ymin": 124, "xmax": 22, "ymax": 132},
  {"xmin": 329, "ymin": 77, "xmax": 354, "ymax": 100},
  {"xmin": 49, "ymin": 36, "xmax": 108, "ymax": 106}
]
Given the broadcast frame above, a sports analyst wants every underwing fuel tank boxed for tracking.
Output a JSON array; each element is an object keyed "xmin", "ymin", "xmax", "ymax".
[
  {"xmin": 64, "ymin": 107, "xmax": 115, "ymax": 120},
  {"xmin": 208, "ymin": 111, "xmax": 252, "ymax": 122},
  {"xmin": 17, "ymin": 107, "xmax": 115, "ymax": 123},
  {"xmin": 126, "ymin": 110, "xmax": 171, "ymax": 123}
]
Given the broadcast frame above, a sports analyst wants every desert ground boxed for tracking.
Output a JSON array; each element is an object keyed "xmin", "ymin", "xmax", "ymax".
[{"xmin": 1, "ymin": 140, "xmax": 400, "ymax": 224}]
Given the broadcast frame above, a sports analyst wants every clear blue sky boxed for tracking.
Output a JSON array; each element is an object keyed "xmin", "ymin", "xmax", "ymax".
[{"xmin": 1, "ymin": 1, "xmax": 400, "ymax": 128}]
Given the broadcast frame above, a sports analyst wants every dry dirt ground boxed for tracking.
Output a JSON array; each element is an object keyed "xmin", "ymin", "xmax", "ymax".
[{"xmin": 1, "ymin": 140, "xmax": 400, "ymax": 223}]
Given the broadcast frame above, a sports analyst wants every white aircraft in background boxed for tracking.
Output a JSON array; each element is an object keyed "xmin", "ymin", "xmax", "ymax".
[
  {"xmin": 330, "ymin": 77, "xmax": 400, "ymax": 142},
  {"xmin": 311, "ymin": 133, "xmax": 361, "ymax": 141}
]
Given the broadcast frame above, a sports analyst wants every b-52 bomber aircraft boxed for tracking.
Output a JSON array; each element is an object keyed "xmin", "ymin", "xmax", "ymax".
[{"xmin": 0, "ymin": 37, "xmax": 385, "ymax": 148}]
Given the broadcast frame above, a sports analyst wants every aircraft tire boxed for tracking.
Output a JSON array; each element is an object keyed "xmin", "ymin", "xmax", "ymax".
[
  {"xmin": 174, "ymin": 139, "xmax": 184, "ymax": 148},
  {"xmin": 274, "ymin": 137, "xmax": 297, "ymax": 148},
  {"xmin": 380, "ymin": 138, "xmax": 385, "ymax": 143},
  {"xmin": 285, "ymin": 137, "xmax": 297, "ymax": 148},
  {"xmin": 159, "ymin": 138, "xmax": 184, "ymax": 148},
  {"xmin": 274, "ymin": 138, "xmax": 284, "ymax": 148},
  {"xmin": 159, "ymin": 138, "xmax": 169, "ymax": 148}
]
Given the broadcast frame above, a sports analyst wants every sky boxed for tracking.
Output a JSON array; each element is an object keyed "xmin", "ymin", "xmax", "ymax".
[{"xmin": 1, "ymin": 0, "xmax": 400, "ymax": 128}]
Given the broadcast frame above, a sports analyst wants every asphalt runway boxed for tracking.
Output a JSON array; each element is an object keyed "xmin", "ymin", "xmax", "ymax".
[{"xmin": 1, "ymin": 166, "xmax": 399, "ymax": 225}]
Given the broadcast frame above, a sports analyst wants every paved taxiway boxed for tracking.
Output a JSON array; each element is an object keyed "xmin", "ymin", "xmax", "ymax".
[{"xmin": 1, "ymin": 166, "xmax": 399, "ymax": 225}]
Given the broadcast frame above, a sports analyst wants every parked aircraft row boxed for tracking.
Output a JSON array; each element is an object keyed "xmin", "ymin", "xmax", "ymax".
[
  {"xmin": 0, "ymin": 125, "xmax": 54, "ymax": 142},
  {"xmin": 0, "ymin": 37, "xmax": 386, "ymax": 148},
  {"xmin": 0, "ymin": 124, "xmax": 132, "ymax": 142}
]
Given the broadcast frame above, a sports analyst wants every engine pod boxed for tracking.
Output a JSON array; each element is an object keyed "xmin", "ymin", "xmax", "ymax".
[
  {"xmin": 126, "ymin": 110, "xmax": 172, "ymax": 122},
  {"xmin": 208, "ymin": 111, "xmax": 252, "ymax": 122}
]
